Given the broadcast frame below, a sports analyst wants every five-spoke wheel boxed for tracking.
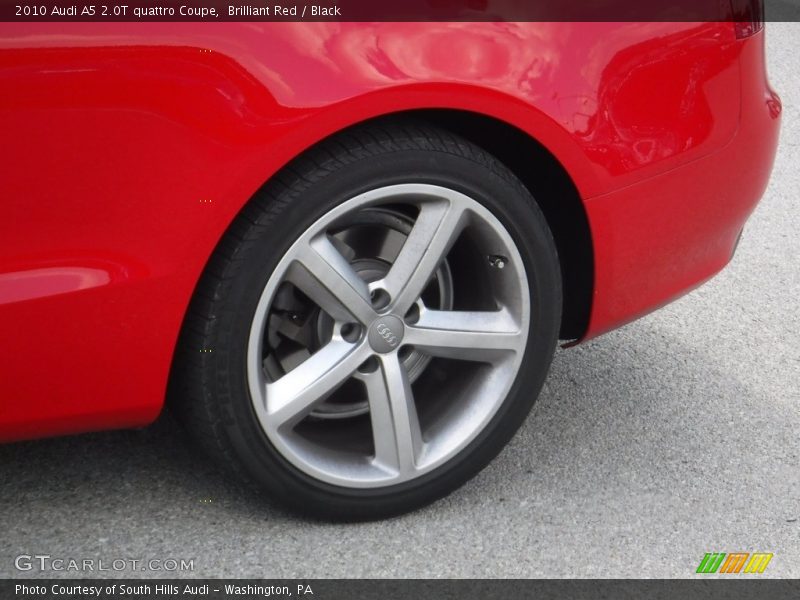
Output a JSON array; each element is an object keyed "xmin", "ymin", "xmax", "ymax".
[
  {"xmin": 171, "ymin": 123, "xmax": 561, "ymax": 519},
  {"xmin": 247, "ymin": 184, "xmax": 530, "ymax": 487}
]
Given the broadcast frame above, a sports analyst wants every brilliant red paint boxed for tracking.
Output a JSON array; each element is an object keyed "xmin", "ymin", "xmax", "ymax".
[{"xmin": 0, "ymin": 22, "xmax": 780, "ymax": 441}]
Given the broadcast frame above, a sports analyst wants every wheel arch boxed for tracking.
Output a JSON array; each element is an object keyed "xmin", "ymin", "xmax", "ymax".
[
  {"xmin": 183, "ymin": 107, "xmax": 594, "ymax": 351},
  {"xmin": 274, "ymin": 109, "xmax": 595, "ymax": 341}
]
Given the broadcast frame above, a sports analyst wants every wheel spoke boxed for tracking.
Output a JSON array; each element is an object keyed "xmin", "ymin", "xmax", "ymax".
[
  {"xmin": 288, "ymin": 235, "xmax": 376, "ymax": 325},
  {"xmin": 381, "ymin": 199, "xmax": 467, "ymax": 314},
  {"xmin": 404, "ymin": 308, "xmax": 524, "ymax": 362},
  {"xmin": 363, "ymin": 354, "xmax": 423, "ymax": 475},
  {"xmin": 266, "ymin": 340, "xmax": 368, "ymax": 427}
]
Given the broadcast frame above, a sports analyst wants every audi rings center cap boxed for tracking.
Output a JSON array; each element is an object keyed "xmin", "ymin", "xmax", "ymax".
[{"xmin": 368, "ymin": 315, "xmax": 405, "ymax": 353}]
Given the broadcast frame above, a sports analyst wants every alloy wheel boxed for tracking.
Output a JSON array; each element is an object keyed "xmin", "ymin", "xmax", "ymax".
[{"xmin": 246, "ymin": 183, "xmax": 530, "ymax": 488}]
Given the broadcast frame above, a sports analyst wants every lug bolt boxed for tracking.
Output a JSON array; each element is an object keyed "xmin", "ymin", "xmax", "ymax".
[
  {"xmin": 340, "ymin": 323, "xmax": 362, "ymax": 343},
  {"xmin": 370, "ymin": 288, "xmax": 391, "ymax": 311},
  {"xmin": 404, "ymin": 303, "xmax": 421, "ymax": 325},
  {"xmin": 358, "ymin": 356, "xmax": 380, "ymax": 374}
]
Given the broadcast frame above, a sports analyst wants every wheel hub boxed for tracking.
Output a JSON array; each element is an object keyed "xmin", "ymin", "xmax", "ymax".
[
  {"xmin": 367, "ymin": 315, "xmax": 405, "ymax": 354},
  {"xmin": 300, "ymin": 216, "xmax": 450, "ymax": 420}
]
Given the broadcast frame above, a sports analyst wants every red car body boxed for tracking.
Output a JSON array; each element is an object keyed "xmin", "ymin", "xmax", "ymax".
[{"xmin": 0, "ymin": 21, "xmax": 780, "ymax": 442}]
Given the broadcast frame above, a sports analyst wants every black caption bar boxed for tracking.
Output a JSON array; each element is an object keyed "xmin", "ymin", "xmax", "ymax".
[
  {"xmin": 3, "ymin": 580, "xmax": 800, "ymax": 600},
  {"xmin": 2, "ymin": 0, "xmax": 800, "ymax": 22}
]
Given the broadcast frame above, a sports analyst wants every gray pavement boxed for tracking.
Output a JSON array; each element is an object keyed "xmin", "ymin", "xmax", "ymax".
[{"xmin": 1, "ymin": 24, "xmax": 798, "ymax": 579}]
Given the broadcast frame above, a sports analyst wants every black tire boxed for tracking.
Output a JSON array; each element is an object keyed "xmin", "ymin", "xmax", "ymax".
[{"xmin": 169, "ymin": 121, "xmax": 562, "ymax": 520}]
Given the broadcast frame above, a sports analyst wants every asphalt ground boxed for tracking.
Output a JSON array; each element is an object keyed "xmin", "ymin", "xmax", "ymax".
[{"xmin": 1, "ymin": 23, "xmax": 798, "ymax": 579}]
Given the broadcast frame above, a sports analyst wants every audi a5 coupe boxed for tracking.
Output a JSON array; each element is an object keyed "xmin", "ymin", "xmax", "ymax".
[{"xmin": 0, "ymin": 14, "xmax": 780, "ymax": 519}]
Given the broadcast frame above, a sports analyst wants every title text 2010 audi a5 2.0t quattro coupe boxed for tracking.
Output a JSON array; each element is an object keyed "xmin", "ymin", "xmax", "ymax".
[{"xmin": 0, "ymin": 11, "xmax": 780, "ymax": 519}]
